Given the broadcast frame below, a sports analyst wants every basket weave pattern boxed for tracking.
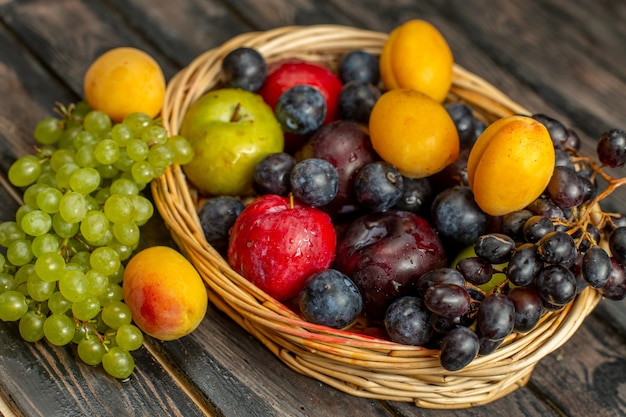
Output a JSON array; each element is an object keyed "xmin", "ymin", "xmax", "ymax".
[{"xmin": 152, "ymin": 25, "xmax": 602, "ymax": 408}]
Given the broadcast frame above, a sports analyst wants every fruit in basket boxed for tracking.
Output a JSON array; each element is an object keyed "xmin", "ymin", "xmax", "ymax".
[
  {"xmin": 228, "ymin": 194, "xmax": 337, "ymax": 301},
  {"xmin": 274, "ymin": 85, "xmax": 327, "ymax": 135},
  {"xmin": 83, "ymin": 47, "xmax": 166, "ymax": 122},
  {"xmin": 467, "ymin": 115, "xmax": 555, "ymax": 216},
  {"xmin": 180, "ymin": 88, "xmax": 284, "ymax": 196},
  {"xmin": 221, "ymin": 47, "xmax": 268, "ymax": 92},
  {"xmin": 380, "ymin": 19, "xmax": 454, "ymax": 102},
  {"xmin": 258, "ymin": 60, "xmax": 342, "ymax": 126},
  {"xmin": 289, "ymin": 158, "xmax": 339, "ymax": 207},
  {"xmin": 369, "ymin": 88, "xmax": 460, "ymax": 178},
  {"xmin": 122, "ymin": 246, "xmax": 208, "ymax": 341},
  {"xmin": 334, "ymin": 210, "xmax": 447, "ymax": 319}
]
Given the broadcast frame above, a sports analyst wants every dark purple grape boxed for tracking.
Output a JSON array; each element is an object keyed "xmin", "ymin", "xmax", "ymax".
[
  {"xmin": 290, "ymin": 158, "xmax": 339, "ymax": 207},
  {"xmin": 506, "ymin": 243, "xmax": 542, "ymax": 287},
  {"xmin": 423, "ymin": 284, "xmax": 471, "ymax": 319},
  {"xmin": 599, "ymin": 258, "xmax": 626, "ymax": 300},
  {"xmin": 571, "ymin": 223, "xmax": 601, "ymax": 253},
  {"xmin": 456, "ymin": 256, "xmax": 493, "ymax": 286},
  {"xmin": 417, "ymin": 267, "xmax": 465, "ymax": 296},
  {"xmin": 431, "ymin": 185, "xmax": 489, "ymax": 247},
  {"xmin": 596, "ymin": 128, "xmax": 626, "ymax": 168},
  {"xmin": 564, "ymin": 128, "xmax": 581, "ymax": 150},
  {"xmin": 338, "ymin": 81, "xmax": 381, "ymax": 125},
  {"xmin": 582, "ymin": 246, "xmax": 611, "ymax": 288},
  {"xmin": 526, "ymin": 197, "xmax": 565, "ymax": 219},
  {"xmin": 571, "ymin": 254, "xmax": 589, "ymax": 293},
  {"xmin": 609, "ymin": 227, "xmax": 626, "ymax": 265},
  {"xmin": 393, "ymin": 176, "xmax": 433, "ymax": 216},
  {"xmin": 299, "ymin": 269, "xmax": 362, "ymax": 329},
  {"xmin": 501, "ymin": 209, "xmax": 533, "ymax": 241},
  {"xmin": 439, "ymin": 326, "xmax": 480, "ymax": 371},
  {"xmin": 338, "ymin": 50, "xmax": 380, "ymax": 84},
  {"xmin": 578, "ymin": 175, "xmax": 597, "ymax": 204},
  {"xmin": 474, "ymin": 233, "xmax": 515, "ymax": 264},
  {"xmin": 198, "ymin": 196, "xmax": 245, "ymax": 252},
  {"xmin": 535, "ymin": 264, "xmax": 577, "ymax": 306},
  {"xmin": 354, "ymin": 161, "xmax": 403, "ymax": 211},
  {"xmin": 221, "ymin": 47, "xmax": 267, "ymax": 91},
  {"xmin": 477, "ymin": 293, "xmax": 515, "ymax": 341},
  {"xmin": 430, "ymin": 314, "xmax": 462, "ymax": 334},
  {"xmin": 531, "ymin": 113, "xmax": 568, "ymax": 149},
  {"xmin": 508, "ymin": 287, "xmax": 543, "ymax": 333},
  {"xmin": 547, "ymin": 166, "xmax": 584, "ymax": 209},
  {"xmin": 523, "ymin": 215, "xmax": 555, "ymax": 243},
  {"xmin": 253, "ymin": 152, "xmax": 296, "ymax": 196},
  {"xmin": 445, "ymin": 102, "xmax": 478, "ymax": 146},
  {"xmin": 536, "ymin": 230, "xmax": 577, "ymax": 267},
  {"xmin": 554, "ymin": 148, "xmax": 575, "ymax": 170},
  {"xmin": 384, "ymin": 296, "xmax": 432, "ymax": 345},
  {"xmin": 477, "ymin": 334, "xmax": 503, "ymax": 356},
  {"xmin": 275, "ymin": 85, "xmax": 327, "ymax": 135}
]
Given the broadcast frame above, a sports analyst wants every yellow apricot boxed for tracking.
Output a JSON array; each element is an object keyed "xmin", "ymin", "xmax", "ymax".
[
  {"xmin": 369, "ymin": 88, "xmax": 460, "ymax": 178},
  {"xmin": 380, "ymin": 19, "xmax": 454, "ymax": 102},
  {"xmin": 83, "ymin": 47, "xmax": 165, "ymax": 122},
  {"xmin": 467, "ymin": 115, "xmax": 555, "ymax": 216},
  {"xmin": 122, "ymin": 246, "xmax": 207, "ymax": 341}
]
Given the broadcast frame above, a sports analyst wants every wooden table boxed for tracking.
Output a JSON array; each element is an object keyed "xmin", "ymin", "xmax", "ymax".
[{"xmin": 1, "ymin": 1, "xmax": 625, "ymax": 416}]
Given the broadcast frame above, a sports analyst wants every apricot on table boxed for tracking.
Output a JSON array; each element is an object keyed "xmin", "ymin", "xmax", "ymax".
[
  {"xmin": 467, "ymin": 115, "xmax": 555, "ymax": 216},
  {"xmin": 122, "ymin": 246, "xmax": 207, "ymax": 341}
]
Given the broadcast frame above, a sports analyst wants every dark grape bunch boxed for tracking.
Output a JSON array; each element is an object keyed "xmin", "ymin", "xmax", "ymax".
[{"xmin": 0, "ymin": 103, "xmax": 193, "ymax": 379}]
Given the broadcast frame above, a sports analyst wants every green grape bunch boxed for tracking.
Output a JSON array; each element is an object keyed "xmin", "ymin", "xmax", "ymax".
[{"xmin": 0, "ymin": 102, "xmax": 194, "ymax": 379}]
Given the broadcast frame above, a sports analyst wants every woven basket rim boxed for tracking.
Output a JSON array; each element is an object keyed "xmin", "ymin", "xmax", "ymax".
[{"xmin": 152, "ymin": 24, "xmax": 602, "ymax": 408}]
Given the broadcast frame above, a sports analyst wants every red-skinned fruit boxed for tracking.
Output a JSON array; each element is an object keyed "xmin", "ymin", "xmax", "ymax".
[{"xmin": 227, "ymin": 194, "xmax": 337, "ymax": 301}]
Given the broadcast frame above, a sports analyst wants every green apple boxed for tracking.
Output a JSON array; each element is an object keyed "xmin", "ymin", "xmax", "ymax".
[{"xmin": 180, "ymin": 88, "xmax": 284, "ymax": 196}]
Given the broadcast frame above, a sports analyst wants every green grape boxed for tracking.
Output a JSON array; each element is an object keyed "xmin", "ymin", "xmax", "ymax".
[
  {"xmin": 72, "ymin": 321, "xmax": 95, "ymax": 344},
  {"xmin": 15, "ymin": 204, "xmax": 36, "ymax": 226},
  {"xmin": 70, "ymin": 250, "xmax": 92, "ymax": 272},
  {"xmin": 113, "ymin": 148, "xmax": 134, "ymax": 172},
  {"xmin": 78, "ymin": 336, "xmax": 106, "ymax": 366},
  {"xmin": 85, "ymin": 228, "xmax": 114, "ymax": 247},
  {"xmin": 96, "ymin": 164, "xmax": 120, "ymax": 180},
  {"xmin": 0, "ymin": 221, "xmax": 26, "ymax": 247},
  {"xmin": 7, "ymin": 239, "xmax": 34, "ymax": 266},
  {"xmin": 130, "ymin": 160, "xmax": 154, "ymax": 183},
  {"xmin": 59, "ymin": 191, "xmax": 88, "ymax": 223},
  {"xmin": 19, "ymin": 310, "xmax": 46, "ymax": 342},
  {"xmin": 102, "ymin": 346, "xmax": 134, "ymax": 379},
  {"xmin": 111, "ymin": 123, "xmax": 133, "ymax": 147},
  {"xmin": 23, "ymin": 183, "xmax": 49, "ymax": 208},
  {"xmin": 52, "ymin": 212, "xmax": 80, "ymax": 238},
  {"xmin": 147, "ymin": 143, "xmax": 175, "ymax": 169},
  {"xmin": 89, "ymin": 247, "xmax": 120, "ymax": 276},
  {"xmin": 94, "ymin": 139, "xmax": 120, "ymax": 165},
  {"xmin": 48, "ymin": 291, "xmax": 72, "ymax": 314},
  {"xmin": 123, "ymin": 112, "xmax": 152, "ymax": 137},
  {"xmin": 8, "ymin": 155, "xmax": 43, "ymax": 187},
  {"xmin": 101, "ymin": 300, "xmax": 132, "ymax": 329},
  {"xmin": 103, "ymin": 194, "xmax": 134, "ymax": 224},
  {"xmin": 108, "ymin": 239, "xmax": 134, "ymax": 262},
  {"xmin": 31, "ymin": 233, "xmax": 60, "ymax": 256},
  {"xmin": 35, "ymin": 251, "xmax": 65, "ymax": 282},
  {"xmin": 75, "ymin": 144, "xmax": 98, "ymax": 168},
  {"xmin": 94, "ymin": 187, "xmax": 112, "ymax": 205},
  {"xmin": 108, "ymin": 265, "xmax": 124, "ymax": 285},
  {"xmin": 141, "ymin": 125, "xmax": 168, "ymax": 146},
  {"xmin": 131, "ymin": 195, "xmax": 154, "ymax": 225},
  {"xmin": 120, "ymin": 171, "xmax": 147, "ymax": 191},
  {"xmin": 34, "ymin": 117, "xmax": 63, "ymax": 145},
  {"xmin": 98, "ymin": 283, "xmax": 123, "ymax": 305},
  {"xmin": 110, "ymin": 178, "xmax": 139, "ymax": 196},
  {"xmin": 73, "ymin": 130, "xmax": 98, "ymax": 148},
  {"xmin": 69, "ymin": 167, "xmax": 101, "ymax": 194},
  {"xmin": 0, "ymin": 272, "xmax": 15, "ymax": 293},
  {"xmin": 49, "ymin": 148, "xmax": 76, "ymax": 171},
  {"xmin": 57, "ymin": 125, "xmax": 81, "ymax": 150},
  {"xmin": 72, "ymin": 296, "xmax": 101, "ymax": 321},
  {"xmin": 20, "ymin": 209, "xmax": 52, "ymax": 237},
  {"xmin": 126, "ymin": 139, "xmax": 149, "ymax": 161},
  {"xmin": 85, "ymin": 195, "xmax": 100, "ymax": 212},
  {"xmin": 166, "ymin": 135, "xmax": 194, "ymax": 165},
  {"xmin": 55, "ymin": 163, "xmax": 80, "ymax": 190},
  {"xmin": 116, "ymin": 323, "xmax": 144, "ymax": 351},
  {"xmin": 85, "ymin": 269, "xmax": 109, "ymax": 296},
  {"xmin": 36, "ymin": 172, "xmax": 58, "ymax": 187},
  {"xmin": 36, "ymin": 187, "xmax": 63, "ymax": 214},
  {"xmin": 80, "ymin": 210, "xmax": 109, "ymax": 242},
  {"xmin": 112, "ymin": 222, "xmax": 140, "ymax": 246},
  {"xmin": 83, "ymin": 110, "xmax": 112, "ymax": 135},
  {"xmin": 14, "ymin": 264, "xmax": 35, "ymax": 295},
  {"xmin": 0, "ymin": 290, "xmax": 29, "ymax": 321},
  {"xmin": 0, "ymin": 253, "xmax": 5, "ymax": 270},
  {"xmin": 43, "ymin": 313, "xmax": 75, "ymax": 346},
  {"xmin": 59, "ymin": 269, "xmax": 88, "ymax": 302},
  {"xmin": 27, "ymin": 273, "xmax": 56, "ymax": 301}
]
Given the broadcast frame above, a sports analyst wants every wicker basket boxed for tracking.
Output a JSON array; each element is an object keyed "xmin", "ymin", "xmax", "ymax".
[{"xmin": 152, "ymin": 25, "xmax": 602, "ymax": 409}]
